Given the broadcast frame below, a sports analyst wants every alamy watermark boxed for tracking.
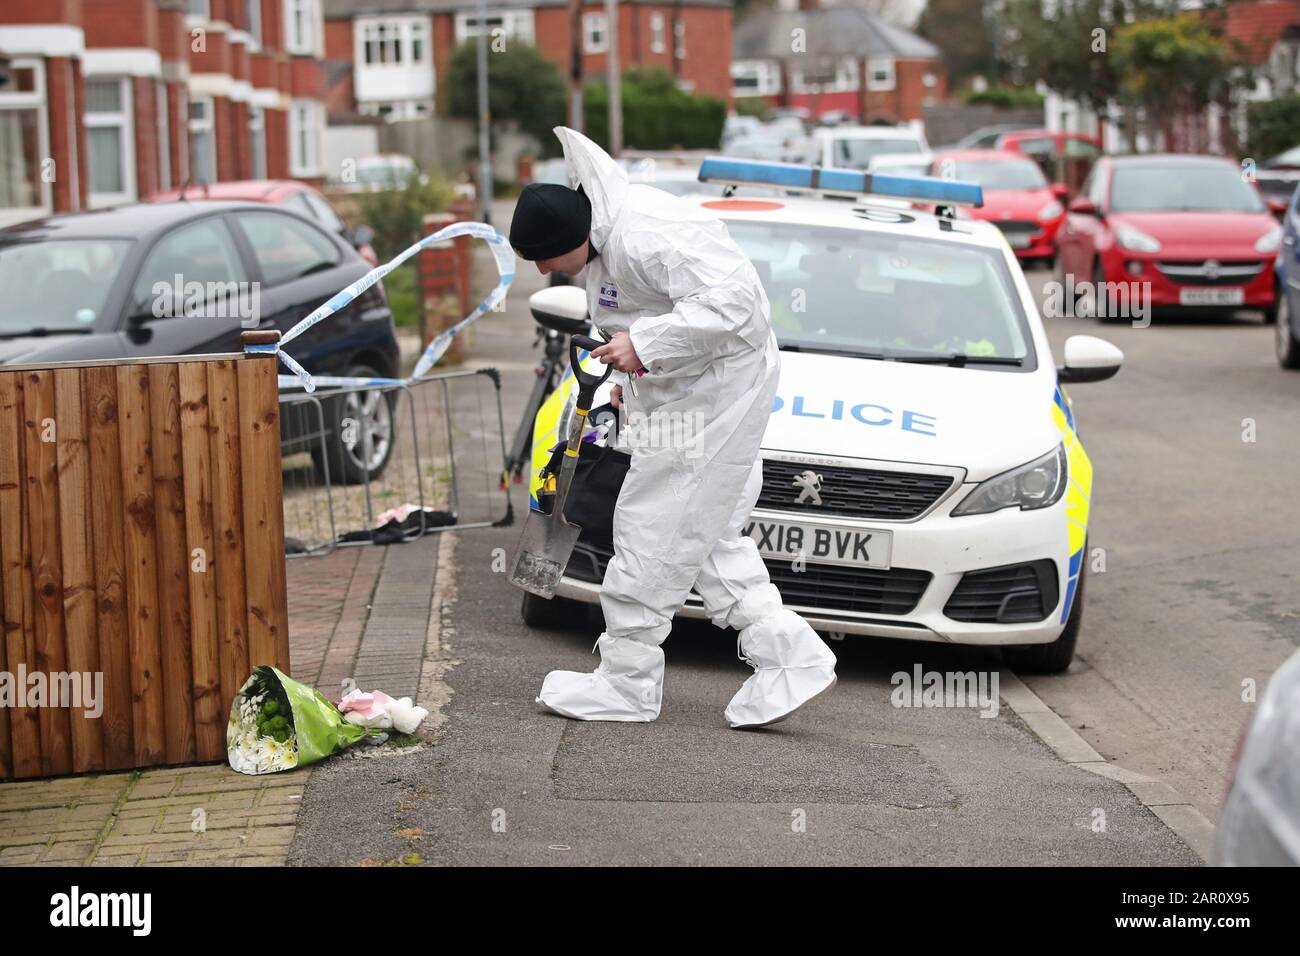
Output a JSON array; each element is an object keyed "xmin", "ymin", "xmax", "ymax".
[
  {"xmin": 0, "ymin": 667, "xmax": 102, "ymax": 718},
  {"xmin": 1043, "ymin": 275, "xmax": 1151, "ymax": 327},
  {"xmin": 151, "ymin": 274, "xmax": 262, "ymax": 328},
  {"xmin": 890, "ymin": 664, "xmax": 999, "ymax": 718}
]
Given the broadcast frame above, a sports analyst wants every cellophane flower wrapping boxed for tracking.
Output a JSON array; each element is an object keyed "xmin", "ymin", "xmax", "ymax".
[{"xmin": 227, "ymin": 665, "xmax": 369, "ymax": 775}]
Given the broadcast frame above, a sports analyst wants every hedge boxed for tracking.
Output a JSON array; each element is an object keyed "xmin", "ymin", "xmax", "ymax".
[{"xmin": 584, "ymin": 68, "xmax": 726, "ymax": 151}]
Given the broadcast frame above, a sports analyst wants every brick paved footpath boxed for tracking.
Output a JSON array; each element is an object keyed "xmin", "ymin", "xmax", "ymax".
[{"xmin": 0, "ymin": 540, "xmax": 438, "ymax": 867}]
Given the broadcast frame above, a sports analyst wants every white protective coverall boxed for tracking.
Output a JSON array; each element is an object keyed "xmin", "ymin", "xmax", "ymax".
[{"xmin": 536, "ymin": 128, "xmax": 837, "ymax": 728}]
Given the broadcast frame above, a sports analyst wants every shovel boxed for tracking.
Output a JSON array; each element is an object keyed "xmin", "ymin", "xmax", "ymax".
[{"xmin": 509, "ymin": 332, "xmax": 613, "ymax": 598}]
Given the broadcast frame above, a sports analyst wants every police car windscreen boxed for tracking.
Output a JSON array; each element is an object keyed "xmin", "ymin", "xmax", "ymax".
[{"xmin": 728, "ymin": 222, "xmax": 1034, "ymax": 366}]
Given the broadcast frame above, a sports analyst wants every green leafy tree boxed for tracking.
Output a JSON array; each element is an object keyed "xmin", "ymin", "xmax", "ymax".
[
  {"xmin": 584, "ymin": 68, "xmax": 726, "ymax": 150},
  {"xmin": 917, "ymin": 0, "xmax": 996, "ymax": 87},
  {"xmin": 1110, "ymin": 14, "xmax": 1241, "ymax": 148},
  {"xmin": 1247, "ymin": 95, "xmax": 1300, "ymax": 159},
  {"xmin": 446, "ymin": 41, "xmax": 567, "ymax": 154}
]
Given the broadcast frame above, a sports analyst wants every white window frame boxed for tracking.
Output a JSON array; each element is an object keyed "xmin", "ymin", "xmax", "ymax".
[
  {"xmin": 674, "ymin": 17, "xmax": 685, "ymax": 59},
  {"xmin": 187, "ymin": 0, "xmax": 211, "ymax": 18},
  {"xmin": 0, "ymin": 57, "xmax": 52, "ymax": 222},
  {"xmin": 583, "ymin": 13, "xmax": 609, "ymax": 54},
  {"xmin": 285, "ymin": 0, "xmax": 323, "ymax": 57},
  {"xmin": 248, "ymin": 104, "xmax": 267, "ymax": 180},
  {"xmin": 731, "ymin": 60, "xmax": 781, "ymax": 98},
  {"xmin": 85, "ymin": 76, "xmax": 136, "ymax": 208},
  {"xmin": 866, "ymin": 57, "xmax": 896, "ymax": 92},
  {"xmin": 650, "ymin": 13, "xmax": 666, "ymax": 54},
  {"xmin": 359, "ymin": 16, "xmax": 435, "ymax": 67},
  {"xmin": 246, "ymin": 0, "xmax": 262, "ymax": 51},
  {"xmin": 454, "ymin": 10, "xmax": 535, "ymax": 46},
  {"xmin": 791, "ymin": 56, "xmax": 859, "ymax": 94},
  {"xmin": 289, "ymin": 100, "xmax": 325, "ymax": 177},
  {"xmin": 188, "ymin": 94, "xmax": 216, "ymax": 185},
  {"xmin": 156, "ymin": 80, "xmax": 171, "ymax": 190}
]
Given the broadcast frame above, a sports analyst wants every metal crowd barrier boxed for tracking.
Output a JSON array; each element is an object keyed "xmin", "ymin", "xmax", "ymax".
[{"xmin": 279, "ymin": 367, "xmax": 512, "ymax": 558}]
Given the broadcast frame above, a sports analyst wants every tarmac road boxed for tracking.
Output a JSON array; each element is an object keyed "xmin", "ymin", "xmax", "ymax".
[{"xmin": 289, "ymin": 235, "xmax": 1211, "ymax": 866}]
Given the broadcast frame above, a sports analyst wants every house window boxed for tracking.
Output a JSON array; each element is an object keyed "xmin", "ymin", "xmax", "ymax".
[
  {"xmin": 286, "ymin": 0, "xmax": 320, "ymax": 56},
  {"xmin": 290, "ymin": 100, "xmax": 324, "ymax": 177},
  {"xmin": 650, "ymin": 13, "xmax": 666, "ymax": 54},
  {"xmin": 361, "ymin": 17, "xmax": 434, "ymax": 65},
  {"xmin": 246, "ymin": 0, "xmax": 262, "ymax": 48},
  {"xmin": 584, "ymin": 13, "xmax": 609, "ymax": 54},
  {"xmin": 866, "ymin": 58, "xmax": 895, "ymax": 92},
  {"xmin": 0, "ymin": 58, "xmax": 49, "ymax": 219},
  {"xmin": 731, "ymin": 60, "xmax": 781, "ymax": 98},
  {"xmin": 674, "ymin": 18, "xmax": 685, "ymax": 59},
  {"xmin": 156, "ymin": 81, "xmax": 171, "ymax": 190},
  {"xmin": 188, "ymin": 95, "xmax": 215, "ymax": 185},
  {"xmin": 454, "ymin": 11, "xmax": 535, "ymax": 45},
  {"xmin": 791, "ymin": 57, "xmax": 859, "ymax": 94},
  {"xmin": 187, "ymin": 0, "xmax": 210, "ymax": 17},
  {"xmin": 249, "ymin": 105, "xmax": 267, "ymax": 180},
  {"xmin": 85, "ymin": 78, "xmax": 135, "ymax": 207}
]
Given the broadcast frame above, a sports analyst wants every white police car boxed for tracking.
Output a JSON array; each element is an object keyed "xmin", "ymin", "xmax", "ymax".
[{"xmin": 526, "ymin": 159, "xmax": 1124, "ymax": 673}]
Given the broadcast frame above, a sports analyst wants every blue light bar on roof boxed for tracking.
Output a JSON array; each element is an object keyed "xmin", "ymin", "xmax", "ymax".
[{"xmin": 698, "ymin": 157, "xmax": 984, "ymax": 208}]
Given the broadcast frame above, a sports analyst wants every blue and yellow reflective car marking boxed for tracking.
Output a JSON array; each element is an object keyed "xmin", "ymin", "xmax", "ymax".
[
  {"xmin": 1052, "ymin": 383, "xmax": 1091, "ymax": 624},
  {"xmin": 528, "ymin": 348, "xmax": 601, "ymax": 510}
]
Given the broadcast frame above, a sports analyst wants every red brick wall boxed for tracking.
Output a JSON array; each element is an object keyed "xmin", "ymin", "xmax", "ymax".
[
  {"xmin": 862, "ymin": 58, "xmax": 944, "ymax": 123},
  {"xmin": 213, "ymin": 94, "xmax": 236, "ymax": 180},
  {"xmin": 82, "ymin": 0, "xmax": 159, "ymax": 50},
  {"xmin": 0, "ymin": 0, "xmax": 82, "ymax": 23},
  {"xmin": 290, "ymin": 56, "xmax": 326, "ymax": 99},
  {"xmin": 167, "ymin": 80, "xmax": 188, "ymax": 188},
  {"xmin": 130, "ymin": 75, "xmax": 159, "ymax": 196},
  {"xmin": 265, "ymin": 106, "xmax": 289, "ymax": 180},
  {"xmin": 45, "ymin": 55, "xmax": 88, "ymax": 212},
  {"xmin": 529, "ymin": 4, "xmax": 731, "ymax": 103},
  {"xmin": 325, "ymin": 18, "xmax": 352, "ymax": 60}
]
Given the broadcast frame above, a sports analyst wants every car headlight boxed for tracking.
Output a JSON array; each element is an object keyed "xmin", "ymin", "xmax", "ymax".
[
  {"xmin": 1256, "ymin": 226, "xmax": 1284, "ymax": 254},
  {"xmin": 1037, "ymin": 200, "xmax": 1064, "ymax": 221},
  {"xmin": 1115, "ymin": 224, "xmax": 1162, "ymax": 253},
  {"xmin": 951, "ymin": 444, "xmax": 1068, "ymax": 517}
]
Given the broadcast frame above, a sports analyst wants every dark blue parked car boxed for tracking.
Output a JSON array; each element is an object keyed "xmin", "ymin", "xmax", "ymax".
[{"xmin": 0, "ymin": 200, "xmax": 399, "ymax": 482}]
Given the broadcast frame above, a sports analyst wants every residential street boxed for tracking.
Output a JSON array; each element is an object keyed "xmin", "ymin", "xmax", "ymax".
[{"xmin": 291, "ymin": 225, "xmax": 1266, "ymax": 866}]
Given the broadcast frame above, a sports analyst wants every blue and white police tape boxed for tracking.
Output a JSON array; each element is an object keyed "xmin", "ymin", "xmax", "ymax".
[{"xmin": 247, "ymin": 220, "xmax": 515, "ymax": 392}]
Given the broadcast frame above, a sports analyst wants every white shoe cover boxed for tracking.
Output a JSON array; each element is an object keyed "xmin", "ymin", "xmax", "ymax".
[
  {"xmin": 537, "ymin": 634, "xmax": 665, "ymax": 722},
  {"xmin": 724, "ymin": 590, "xmax": 837, "ymax": 729}
]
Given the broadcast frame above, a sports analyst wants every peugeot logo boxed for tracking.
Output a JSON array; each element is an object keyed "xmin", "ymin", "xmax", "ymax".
[
  {"xmin": 792, "ymin": 470, "xmax": 823, "ymax": 505},
  {"xmin": 1203, "ymin": 258, "xmax": 1221, "ymax": 279}
]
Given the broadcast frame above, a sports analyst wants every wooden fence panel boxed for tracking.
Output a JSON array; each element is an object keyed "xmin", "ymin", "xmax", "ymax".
[
  {"xmin": 84, "ymin": 365, "xmax": 134, "ymax": 770},
  {"xmin": 0, "ymin": 351, "xmax": 287, "ymax": 780}
]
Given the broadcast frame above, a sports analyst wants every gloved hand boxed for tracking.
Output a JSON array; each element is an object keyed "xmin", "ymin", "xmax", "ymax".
[{"xmin": 591, "ymin": 331, "xmax": 644, "ymax": 373}]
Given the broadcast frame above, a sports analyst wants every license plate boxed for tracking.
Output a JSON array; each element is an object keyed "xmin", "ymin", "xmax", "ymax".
[
  {"xmin": 743, "ymin": 518, "xmax": 892, "ymax": 570},
  {"xmin": 1179, "ymin": 287, "xmax": 1244, "ymax": 306},
  {"xmin": 1007, "ymin": 233, "xmax": 1033, "ymax": 248}
]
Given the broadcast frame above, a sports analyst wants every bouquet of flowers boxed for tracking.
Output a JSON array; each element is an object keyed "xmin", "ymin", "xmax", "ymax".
[{"xmin": 228, "ymin": 666, "xmax": 378, "ymax": 775}]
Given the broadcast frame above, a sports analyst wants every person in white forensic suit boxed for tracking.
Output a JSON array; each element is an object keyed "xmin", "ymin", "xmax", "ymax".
[{"xmin": 509, "ymin": 127, "xmax": 837, "ymax": 728}]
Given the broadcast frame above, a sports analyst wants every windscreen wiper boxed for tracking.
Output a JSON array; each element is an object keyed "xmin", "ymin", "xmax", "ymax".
[
  {"xmin": 780, "ymin": 343, "xmax": 890, "ymax": 360},
  {"xmin": 0, "ymin": 327, "xmax": 94, "ymax": 340},
  {"xmin": 890, "ymin": 352, "xmax": 1024, "ymax": 368}
]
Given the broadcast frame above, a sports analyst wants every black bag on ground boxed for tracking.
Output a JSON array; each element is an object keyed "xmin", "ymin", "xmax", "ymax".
[{"xmin": 540, "ymin": 439, "xmax": 631, "ymax": 548}]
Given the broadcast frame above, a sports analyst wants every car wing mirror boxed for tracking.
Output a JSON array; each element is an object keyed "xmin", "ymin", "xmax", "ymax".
[
  {"xmin": 1068, "ymin": 196, "xmax": 1100, "ymax": 217},
  {"xmin": 1051, "ymin": 183, "xmax": 1070, "ymax": 201},
  {"xmin": 529, "ymin": 286, "xmax": 590, "ymax": 336},
  {"xmin": 1058, "ymin": 334, "xmax": 1123, "ymax": 384}
]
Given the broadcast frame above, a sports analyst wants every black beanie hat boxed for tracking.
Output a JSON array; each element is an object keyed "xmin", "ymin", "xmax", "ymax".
[{"xmin": 510, "ymin": 183, "xmax": 592, "ymax": 261}]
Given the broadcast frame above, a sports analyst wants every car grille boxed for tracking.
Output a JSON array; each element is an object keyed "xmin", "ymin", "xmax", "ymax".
[
  {"xmin": 757, "ymin": 459, "xmax": 953, "ymax": 520},
  {"xmin": 993, "ymin": 219, "xmax": 1040, "ymax": 237},
  {"xmin": 1155, "ymin": 260, "xmax": 1265, "ymax": 287},
  {"xmin": 568, "ymin": 540, "xmax": 932, "ymax": 616},
  {"xmin": 943, "ymin": 560, "xmax": 1058, "ymax": 624}
]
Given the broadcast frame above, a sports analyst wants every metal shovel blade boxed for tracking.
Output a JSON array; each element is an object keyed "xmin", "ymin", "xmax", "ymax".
[{"xmin": 509, "ymin": 508, "xmax": 584, "ymax": 598}]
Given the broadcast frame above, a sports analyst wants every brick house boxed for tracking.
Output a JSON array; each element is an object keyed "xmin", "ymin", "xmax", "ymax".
[
  {"xmin": 730, "ymin": 0, "xmax": 944, "ymax": 123},
  {"xmin": 0, "ymin": 0, "xmax": 330, "ymax": 226},
  {"xmin": 320, "ymin": 0, "xmax": 733, "ymax": 122}
]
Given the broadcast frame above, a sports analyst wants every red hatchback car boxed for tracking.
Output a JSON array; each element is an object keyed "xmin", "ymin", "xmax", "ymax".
[
  {"xmin": 147, "ymin": 180, "xmax": 379, "ymax": 266},
  {"xmin": 1057, "ymin": 154, "xmax": 1281, "ymax": 322},
  {"xmin": 930, "ymin": 149, "xmax": 1068, "ymax": 267}
]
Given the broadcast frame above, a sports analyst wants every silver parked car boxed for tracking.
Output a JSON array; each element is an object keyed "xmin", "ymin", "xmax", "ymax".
[{"xmin": 1215, "ymin": 648, "xmax": 1300, "ymax": 864}]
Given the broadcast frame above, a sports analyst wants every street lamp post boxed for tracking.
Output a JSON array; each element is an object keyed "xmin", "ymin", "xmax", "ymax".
[
  {"xmin": 476, "ymin": 0, "xmax": 492, "ymax": 225},
  {"xmin": 606, "ymin": 0, "xmax": 622, "ymax": 156}
]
